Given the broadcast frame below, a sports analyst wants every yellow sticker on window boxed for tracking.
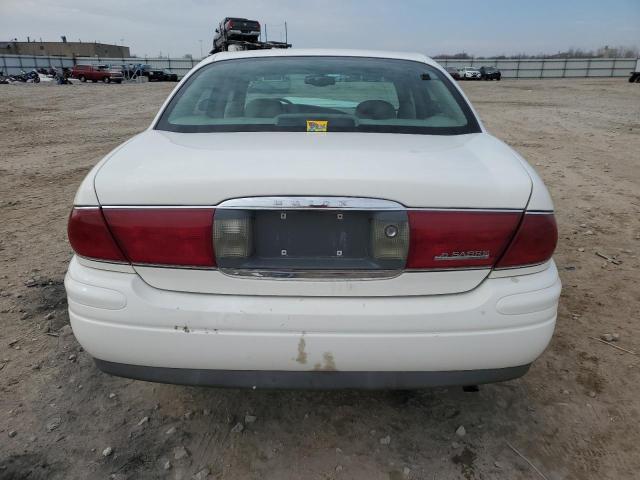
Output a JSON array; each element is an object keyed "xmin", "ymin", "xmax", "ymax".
[{"xmin": 306, "ymin": 120, "xmax": 328, "ymax": 132}]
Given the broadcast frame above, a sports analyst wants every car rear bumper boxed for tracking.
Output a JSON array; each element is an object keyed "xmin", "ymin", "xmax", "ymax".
[
  {"xmin": 65, "ymin": 256, "xmax": 560, "ymax": 388},
  {"xmin": 94, "ymin": 360, "xmax": 530, "ymax": 389}
]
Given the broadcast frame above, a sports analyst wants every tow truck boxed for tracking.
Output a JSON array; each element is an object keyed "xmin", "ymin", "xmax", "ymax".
[{"xmin": 211, "ymin": 16, "xmax": 291, "ymax": 54}]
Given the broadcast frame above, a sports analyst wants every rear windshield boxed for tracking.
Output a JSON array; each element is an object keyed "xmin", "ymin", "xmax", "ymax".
[{"xmin": 155, "ymin": 56, "xmax": 480, "ymax": 135}]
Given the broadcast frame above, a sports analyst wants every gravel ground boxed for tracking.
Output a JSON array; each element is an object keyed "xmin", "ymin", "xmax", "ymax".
[{"xmin": 0, "ymin": 78, "xmax": 639, "ymax": 480}]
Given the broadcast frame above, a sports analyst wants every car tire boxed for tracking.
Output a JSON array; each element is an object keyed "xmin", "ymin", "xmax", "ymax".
[
  {"xmin": 79, "ymin": 75, "xmax": 86, "ymax": 82},
  {"xmin": 497, "ymin": 76, "xmax": 501, "ymax": 81},
  {"xmin": 104, "ymin": 77, "xmax": 111, "ymax": 83}
]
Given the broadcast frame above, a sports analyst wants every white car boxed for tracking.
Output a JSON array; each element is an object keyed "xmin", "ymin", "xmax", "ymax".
[
  {"xmin": 65, "ymin": 49, "xmax": 560, "ymax": 389},
  {"xmin": 461, "ymin": 67, "xmax": 482, "ymax": 79}
]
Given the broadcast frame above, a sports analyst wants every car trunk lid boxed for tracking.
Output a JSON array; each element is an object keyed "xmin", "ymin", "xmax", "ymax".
[{"xmin": 94, "ymin": 130, "xmax": 532, "ymax": 296}]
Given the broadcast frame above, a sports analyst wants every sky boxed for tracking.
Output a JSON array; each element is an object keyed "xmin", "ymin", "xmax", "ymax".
[{"xmin": 0, "ymin": 0, "xmax": 638, "ymax": 58}]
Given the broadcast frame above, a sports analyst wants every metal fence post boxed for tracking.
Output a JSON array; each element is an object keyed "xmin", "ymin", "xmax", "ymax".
[
  {"xmin": 540, "ymin": 58, "xmax": 544, "ymax": 79},
  {"xmin": 611, "ymin": 58, "xmax": 616, "ymax": 77},
  {"xmin": 586, "ymin": 58, "xmax": 592, "ymax": 77}
]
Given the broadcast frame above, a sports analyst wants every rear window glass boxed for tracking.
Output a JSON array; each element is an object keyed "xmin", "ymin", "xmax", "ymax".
[{"xmin": 156, "ymin": 56, "xmax": 480, "ymax": 135}]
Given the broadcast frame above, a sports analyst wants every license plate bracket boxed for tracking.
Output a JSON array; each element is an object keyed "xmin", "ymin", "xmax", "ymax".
[{"xmin": 214, "ymin": 209, "xmax": 407, "ymax": 271}]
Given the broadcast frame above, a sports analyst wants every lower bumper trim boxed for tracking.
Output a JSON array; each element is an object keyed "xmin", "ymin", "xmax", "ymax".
[{"xmin": 94, "ymin": 359, "xmax": 530, "ymax": 390}]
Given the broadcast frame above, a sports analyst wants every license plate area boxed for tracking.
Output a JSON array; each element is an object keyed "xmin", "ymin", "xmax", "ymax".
[{"xmin": 214, "ymin": 209, "xmax": 408, "ymax": 271}]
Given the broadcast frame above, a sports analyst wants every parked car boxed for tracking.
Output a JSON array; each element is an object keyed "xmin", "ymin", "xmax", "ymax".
[
  {"xmin": 121, "ymin": 64, "xmax": 151, "ymax": 79},
  {"xmin": 65, "ymin": 50, "xmax": 560, "ymax": 390},
  {"xmin": 7, "ymin": 69, "xmax": 40, "ymax": 83},
  {"xmin": 213, "ymin": 17, "xmax": 261, "ymax": 51},
  {"xmin": 71, "ymin": 64, "xmax": 123, "ymax": 83},
  {"xmin": 445, "ymin": 66, "xmax": 461, "ymax": 80},
  {"xmin": 629, "ymin": 59, "xmax": 640, "ymax": 83},
  {"xmin": 479, "ymin": 66, "xmax": 502, "ymax": 81},
  {"xmin": 460, "ymin": 67, "xmax": 482, "ymax": 80},
  {"xmin": 148, "ymin": 68, "xmax": 179, "ymax": 82},
  {"xmin": 249, "ymin": 74, "xmax": 291, "ymax": 93}
]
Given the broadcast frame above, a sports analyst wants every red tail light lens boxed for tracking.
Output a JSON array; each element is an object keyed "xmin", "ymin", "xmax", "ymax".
[
  {"xmin": 68, "ymin": 206, "xmax": 555, "ymax": 271},
  {"xmin": 495, "ymin": 213, "xmax": 557, "ymax": 268},
  {"xmin": 68, "ymin": 208, "xmax": 126, "ymax": 262},
  {"xmin": 102, "ymin": 208, "xmax": 216, "ymax": 267},
  {"xmin": 406, "ymin": 211, "xmax": 522, "ymax": 269}
]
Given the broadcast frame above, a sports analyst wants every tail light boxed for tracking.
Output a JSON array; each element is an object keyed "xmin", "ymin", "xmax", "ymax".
[
  {"xmin": 371, "ymin": 214, "xmax": 409, "ymax": 261},
  {"xmin": 214, "ymin": 210, "xmax": 253, "ymax": 259},
  {"xmin": 68, "ymin": 208, "xmax": 126, "ymax": 262},
  {"xmin": 406, "ymin": 210, "xmax": 557, "ymax": 270},
  {"xmin": 227, "ymin": 20, "xmax": 234, "ymax": 28},
  {"xmin": 102, "ymin": 208, "xmax": 215, "ymax": 267},
  {"xmin": 495, "ymin": 213, "xmax": 557, "ymax": 268},
  {"xmin": 68, "ymin": 207, "xmax": 556, "ymax": 272},
  {"xmin": 406, "ymin": 211, "xmax": 521, "ymax": 269}
]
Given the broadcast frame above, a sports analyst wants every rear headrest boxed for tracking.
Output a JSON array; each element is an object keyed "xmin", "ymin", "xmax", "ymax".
[
  {"xmin": 245, "ymin": 98, "xmax": 284, "ymax": 118},
  {"xmin": 355, "ymin": 100, "xmax": 396, "ymax": 120}
]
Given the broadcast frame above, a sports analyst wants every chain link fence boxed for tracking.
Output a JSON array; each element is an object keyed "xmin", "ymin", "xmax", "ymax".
[
  {"xmin": 0, "ymin": 54, "xmax": 197, "ymax": 78},
  {"xmin": 436, "ymin": 57, "xmax": 637, "ymax": 78},
  {"xmin": 0, "ymin": 53, "xmax": 637, "ymax": 79}
]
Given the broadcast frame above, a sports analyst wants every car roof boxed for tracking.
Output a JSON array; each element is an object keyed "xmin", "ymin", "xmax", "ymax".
[{"xmin": 203, "ymin": 49, "xmax": 436, "ymax": 67}]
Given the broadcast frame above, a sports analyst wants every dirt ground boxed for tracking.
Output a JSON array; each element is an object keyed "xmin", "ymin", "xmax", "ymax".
[{"xmin": 0, "ymin": 78, "xmax": 639, "ymax": 480}]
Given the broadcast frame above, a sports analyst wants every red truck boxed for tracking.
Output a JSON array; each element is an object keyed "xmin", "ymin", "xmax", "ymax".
[{"xmin": 71, "ymin": 64, "xmax": 123, "ymax": 83}]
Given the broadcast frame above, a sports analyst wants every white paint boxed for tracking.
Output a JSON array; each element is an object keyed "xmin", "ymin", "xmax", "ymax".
[
  {"xmin": 66, "ymin": 256, "xmax": 560, "ymax": 372},
  {"xmin": 93, "ymin": 131, "xmax": 535, "ymax": 208}
]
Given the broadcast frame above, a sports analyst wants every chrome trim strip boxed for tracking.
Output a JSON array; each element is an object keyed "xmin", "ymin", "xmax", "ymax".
[
  {"xmin": 219, "ymin": 268, "xmax": 402, "ymax": 280},
  {"xmin": 126, "ymin": 263, "xmax": 492, "ymax": 274},
  {"xmin": 493, "ymin": 260, "xmax": 548, "ymax": 270},
  {"xmin": 94, "ymin": 196, "xmax": 552, "ymax": 213},
  {"xmin": 136, "ymin": 266, "xmax": 490, "ymax": 276},
  {"xmin": 216, "ymin": 196, "xmax": 405, "ymax": 211},
  {"xmin": 101, "ymin": 205, "xmax": 216, "ymax": 210},
  {"xmin": 132, "ymin": 263, "xmax": 216, "ymax": 270},
  {"xmin": 98, "ymin": 204, "xmax": 540, "ymax": 213},
  {"xmin": 78, "ymin": 255, "xmax": 129, "ymax": 265}
]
